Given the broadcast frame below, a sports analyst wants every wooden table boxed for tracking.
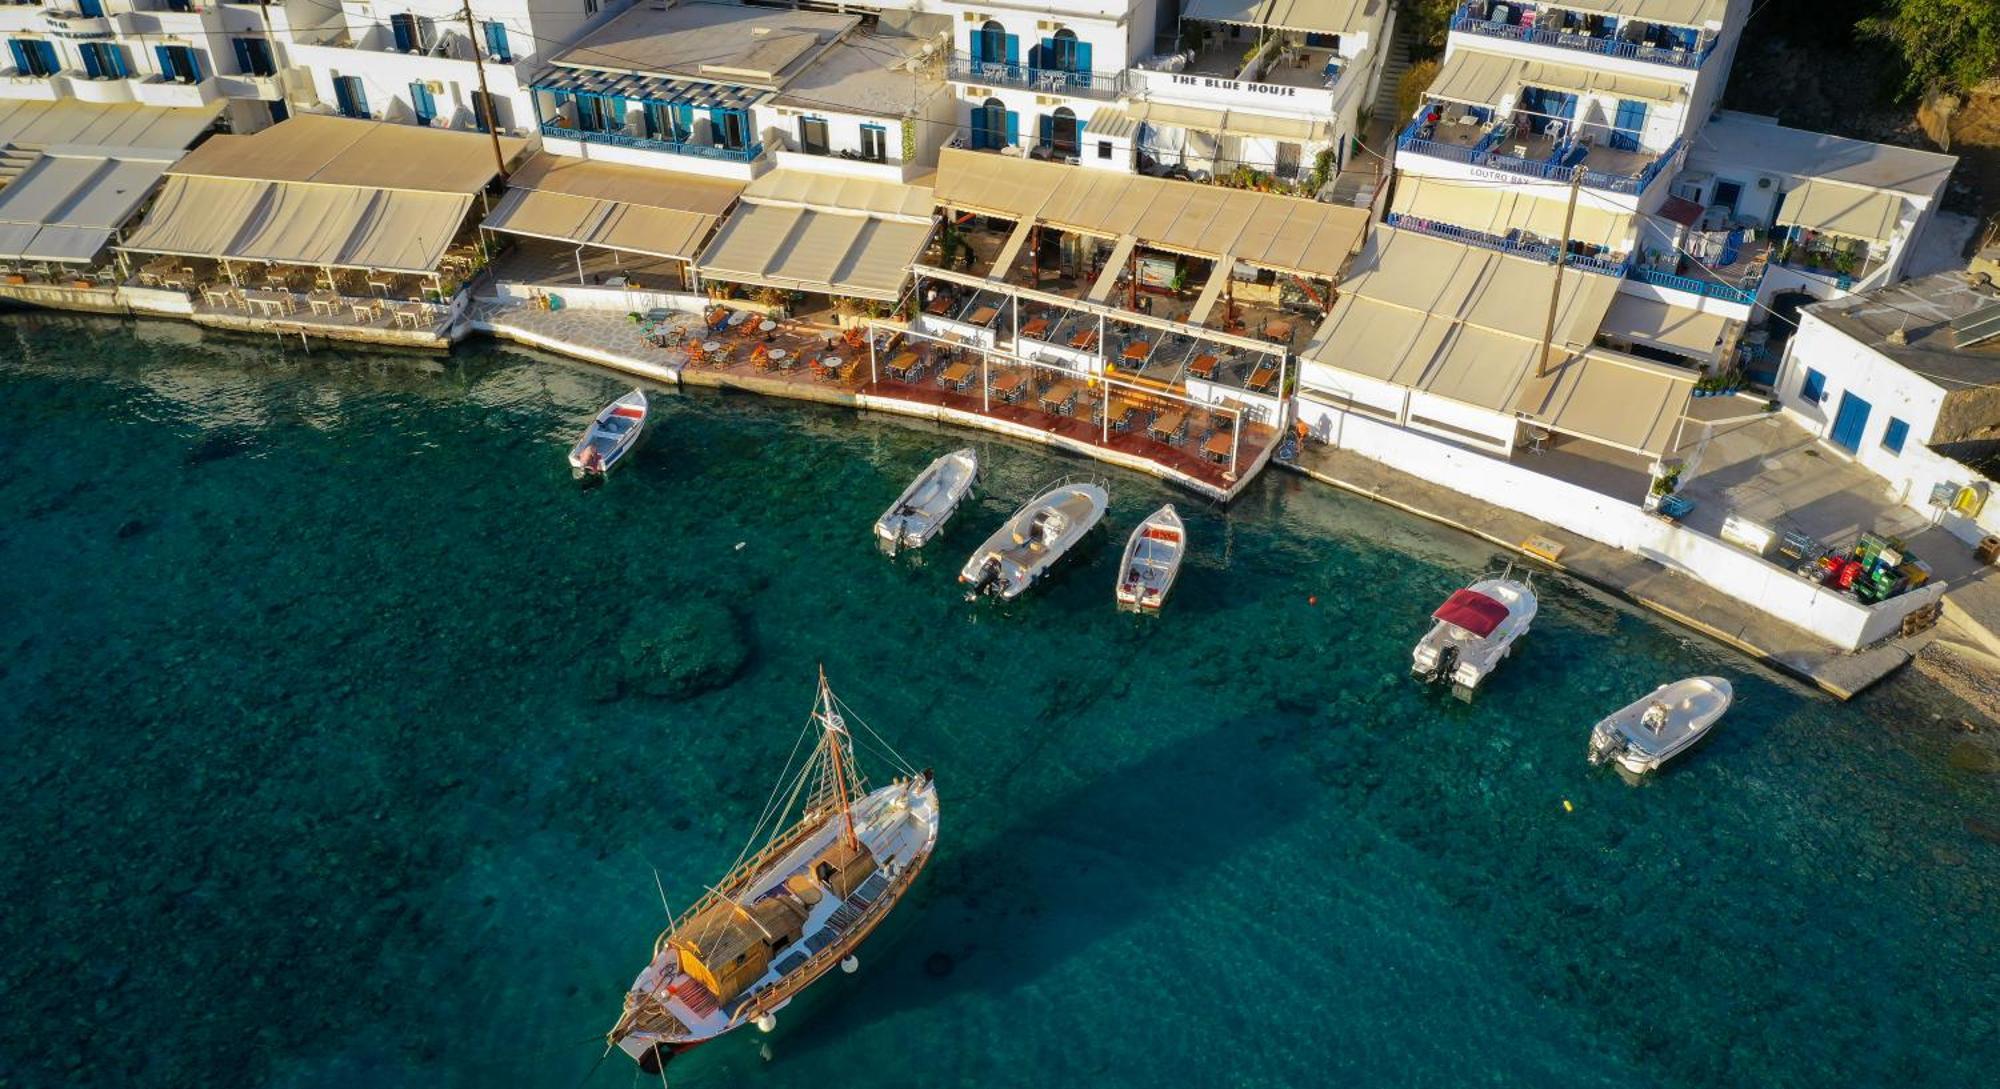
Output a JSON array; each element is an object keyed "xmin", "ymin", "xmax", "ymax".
[
  {"xmin": 887, "ymin": 350, "xmax": 921, "ymax": 381},
  {"xmin": 1021, "ymin": 317, "xmax": 1050, "ymax": 339},
  {"xmin": 1189, "ymin": 354, "xmax": 1220, "ymax": 379},
  {"xmin": 307, "ymin": 292, "xmax": 341, "ymax": 316},
  {"xmin": 1203, "ymin": 432, "xmax": 1234, "ymax": 462},
  {"xmin": 1149, "ymin": 409, "xmax": 1187, "ymax": 442},
  {"xmin": 1101, "ymin": 397, "xmax": 1138, "ymax": 428},
  {"xmin": 202, "ymin": 286, "xmax": 234, "ymax": 309},
  {"xmin": 1264, "ymin": 320, "xmax": 1294, "ymax": 342},
  {"xmin": 350, "ymin": 301, "xmax": 379, "ymax": 324},
  {"xmin": 243, "ymin": 288, "xmax": 294, "ymax": 316},
  {"xmin": 1069, "ymin": 329, "xmax": 1098, "ymax": 350},
  {"xmin": 991, "ymin": 370, "xmax": 1027, "ymax": 399},
  {"xmin": 1247, "ymin": 363, "xmax": 1278, "ymax": 392},
  {"xmin": 967, "ymin": 305, "xmax": 998, "ymax": 326},
  {"xmin": 939, "ymin": 360, "xmax": 975, "ymax": 387},
  {"xmin": 1039, "ymin": 381, "xmax": 1078, "ymax": 413},
  {"xmin": 366, "ymin": 275, "xmax": 396, "ymax": 297},
  {"xmin": 1122, "ymin": 340, "xmax": 1152, "ymax": 362},
  {"xmin": 926, "ymin": 295, "xmax": 953, "ymax": 315}
]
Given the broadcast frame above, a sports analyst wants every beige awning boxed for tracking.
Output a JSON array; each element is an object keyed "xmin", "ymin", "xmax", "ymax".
[
  {"xmin": 1497, "ymin": 192, "xmax": 1634, "ymax": 251},
  {"xmin": 1087, "ymin": 235, "xmax": 1139, "ymax": 302},
  {"xmin": 167, "ymin": 114, "xmax": 525, "ymax": 194},
  {"xmin": 0, "ymin": 153, "xmax": 174, "ymax": 263},
  {"xmin": 1182, "ymin": 0, "xmax": 1379, "ymax": 35},
  {"xmin": 931, "ymin": 148, "xmax": 1367, "ymax": 279},
  {"xmin": 1134, "ymin": 101, "xmax": 1229, "ymax": 133},
  {"xmin": 1427, "ymin": 49, "xmax": 1525, "ymax": 108},
  {"xmin": 1774, "ymin": 180, "xmax": 1903, "ymax": 245},
  {"xmin": 0, "ymin": 98, "xmax": 218, "ymax": 155},
  {"xmin": 1601, "ymin": 294, "xmax": 1735, "ymax": 358},
  {"xmin": 1520, "ymin": 61, "xmax": 1683, "ymax": 106},
  {"xmin": 696, "ymin": 204, "xmax": 931, "ymax": 301},
  {"xmin": 120, "ymin": 174, "xmax": 472, "ymax": 273},
  {"xmin": 742, "ymin": 170, "xmax": 933, "ymax": 221},
  {"xmin": 1513, "ymin": 349, "xmax": 1696, "ymax": 456},
  {"xmin": 1539, "ymin": 0, "xmax": 1728, "ymax": 29},
  {"xmin": 1084, "ymin": 106, "xmax": 1140, "ymax": 141},
  {"xmin": 483, "ymin": 155, "xmax": 734, "ymax": 262}
]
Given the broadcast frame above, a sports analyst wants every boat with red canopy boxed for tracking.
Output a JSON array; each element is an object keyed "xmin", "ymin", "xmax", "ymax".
[{"xmin": 1411, "ymin": 570, "xmax": 1537, "ymax": 701}]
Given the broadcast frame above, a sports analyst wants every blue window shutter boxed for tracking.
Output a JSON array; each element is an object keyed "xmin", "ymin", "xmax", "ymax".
[
  {"xmin": 350, "ymin": 78, "xmax": 369, "ymax": 118},
  {"xmin": 1882, "ymin": 417, "xmax": 1909, "ymax": 454},
  {"xmin": 484, "ymin": 21, "xmax": 510, "ymax": 61},
  {"xmin": 333, "ymin": 76, "xmax": 353, "ymax": 117},
  {"xmin": 233, "ymin": 37, "xmax": 252, "ymax": 74},
  {"xmin": 1800, "ymin": 368, "xmax": 1825, "ymax": 403},
  {"xmin": 1039, "ymin": 113, "xmax": 1052, "ymax": 145},
  {"xmin": 187, "ymin": 48, "xmax": 200, "ymax": 81},
  {"xmin": 409, "ymin": 82, "xmax": 434, "ymax": 124},
  {"xmin": 154, "ymin": 44, "xmax": 173, "ymax": 78},
  {"xmin": 108, "ymin": 45, "xmax": 127, "ymax": 78},
  {"xmin": 1005, "ymin": 34, "xmax": 1019, "ymax": 67},
  {"xmin": 1076, "ymin": 41, "xmax": 1091, "ymax": 74},
  {"xmin": 1004, "ymin": 110, "xmax": 1019, "ymax": 148},
  {"xmin": 9, "ymin": 41, "xmax": 29, "ymax": 74},
  {"xmin": 82, "ymin": 44, "xmax": 101, "ymax": 79},
  {"xmin": 79, "ymin": 0, "xmax": 103, "ymax": 14},
  {"xmin": 391, "ymin": 16, "xmax": 413, "ymax": 52}
]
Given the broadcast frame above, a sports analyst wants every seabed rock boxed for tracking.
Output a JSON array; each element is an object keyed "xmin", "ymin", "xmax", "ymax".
[{"xmin": 614, "ymin": 600, "xmax": 750, "ymax": 700}]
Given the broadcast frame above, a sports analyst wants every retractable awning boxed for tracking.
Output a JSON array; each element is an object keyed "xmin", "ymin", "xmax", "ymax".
[
  {"xmin": 1600, "ymin": 294, "xmax": 1735, "ymax": 359},
  {"xmin": 1389, "ymin": 178, "xmax": 1634, "ymax": 251},
  {"xmin": 1513, "ymin": 349, "xmax": 1695, "ymax": 456},
  {"xmin": 0, "ymin": 153, "xmax": 174, "ymax": 263},
  {"xmin": 694, "ymin": 169, "xmax": 935, "ymax": 301},
  {"xmin": 1426, "ymin": 49, "xmax": 1525, "ymax": 108},
  {"xmin": 481, "ymin": 152, "xmax": 740, "ymax": 261},
  {"xmin": 1774, "ymin": 180, "xmax": 1903, "ymax": 245},
  {"xmin": 1181, "ymin": 0, "xmax": 1379, "ymax": 36}
]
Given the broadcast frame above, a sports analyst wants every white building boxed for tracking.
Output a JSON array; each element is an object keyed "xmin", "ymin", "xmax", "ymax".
[
  {"xmin": 528, "ymin": 0, "xmax": 954, "ymax": 183},
  {"xmin": 1774, "ymin": 271, "xmax": 2000, "ymax": 545}
]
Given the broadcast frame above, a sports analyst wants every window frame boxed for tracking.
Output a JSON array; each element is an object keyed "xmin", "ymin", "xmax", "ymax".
[{"xmin": 1881, "ymin": 417, "xmax": 1909, "ymax": 455}]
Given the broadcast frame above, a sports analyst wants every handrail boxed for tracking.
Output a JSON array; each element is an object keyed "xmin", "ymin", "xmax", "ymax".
[
  {"xmin": 1625, "ymin": 263, "xmax": 1757, "ymax": 303},
  {"xmin": 1385, "ymin": 213, "xmax": 1628, "ymax": 276},
  {"xmin": 539, "ymin": 122, "xmax": 760, "ymax": 162},
  {"xmin": 1450, "ymin": 8, "xmax": 1716, "ymax": 70},
  {"xmin": 945, "ymin": 55, "xmax": 1126, "ymax": 98},
  {"xmin": 1398, "ymin": 123, "xmax": 1681, "ymax": 196}
]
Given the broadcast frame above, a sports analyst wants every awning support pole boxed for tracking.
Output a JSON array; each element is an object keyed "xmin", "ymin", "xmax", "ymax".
[
  {"xmin": 1230, "ymin": 404, "xmax": 1242, "ymax": 477},
  {"xmin": 575, "ymin": 246, "xmax": 585, "ymax": 286},
  {"xmin": 981, "ymin": 348, "xmax": 989, "ymax": 413},
  {"xmin": 868, "ymin": 327, "xmax": 878, "ymax": 385}
]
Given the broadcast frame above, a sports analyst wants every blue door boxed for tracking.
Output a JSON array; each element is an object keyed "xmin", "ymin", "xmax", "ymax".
[
  {"xmin": 409, "ymin": 81, "xmax": 436, "ymax": 126},
  {"xmin": 1829, "ymin": 391, "xmax": 1872, "ymax": 453}
]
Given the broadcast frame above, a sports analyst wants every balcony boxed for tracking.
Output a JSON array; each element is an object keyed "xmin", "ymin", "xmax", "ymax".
[
  {"xmin": 1449, "ymin": 4, "xmax": 1716, "ymax": 71},
  {"xmin": 538, "ymin": 122, "xmax": 760, "ymax": 163},
  {"xmin": 946, "ymin": 55, "xmax": 1126, "ymax": 101},
  {"xmin": 1385, "ymin": 212, "xmax": 1629, "ymax": 276},
  {"xmin": 134, "ymin": 74, "xmax": 220, "ymax": 108},
  {"xmin": 1398, "ymin": 114, "xmax": 1681, "ymax": 196}
]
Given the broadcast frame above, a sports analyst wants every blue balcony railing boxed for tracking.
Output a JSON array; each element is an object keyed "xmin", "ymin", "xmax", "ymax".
[
  {"xmin": 1398, "ymin": 121, "xmax": 1682, "ymax": 196},
  {"xmin": 946, "ymin": 55, "xmax": 1126, "ymax": 99},
  {"xmin": 1450, "ymin": 7, "xmax": 1716, "ymax": 70},
  {"xmin": 1386, "ymin": 213, "xmax": 1629, "ymax": 276},
  {"xmin": 1625, "ymin": 264, "xmax": 1759, "ymax": 304},
  {"xmin": 539, "ymin": 122, "xmax": 761, "ymax": 163}
]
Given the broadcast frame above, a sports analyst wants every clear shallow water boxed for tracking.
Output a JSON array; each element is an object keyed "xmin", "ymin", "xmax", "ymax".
[{"xmin": 1, "ymin": 311, "xmax": 1994, "ymax": 1089}]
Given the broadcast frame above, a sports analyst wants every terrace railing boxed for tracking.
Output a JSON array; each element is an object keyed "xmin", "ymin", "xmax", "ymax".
[
  {"xmin": 1386, "ymin": 213, "xmax": 1628, "ymax": 276},
  {"xmin": 946, "ymin": 55, "xmax": 1127, "ymax": 100},
  {"xmin": 1625, "ymin": 264, "xmax": 1759, "ymax": 304},
  {"xmin": 1450, "ymin": 6, "xmax": 1716, "ymax": 70},
  {"xmin": 1398, "ymin": 121, "xmax": 1683, "ymax": 197},
  {"xmin": 538, "ymin": 122, "xmax": 761, "ymax": 163}
]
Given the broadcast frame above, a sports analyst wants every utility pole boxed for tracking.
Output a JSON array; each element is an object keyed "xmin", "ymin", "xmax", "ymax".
[
  {"xmin": 1536, "ymin": 164, "xmax": 1587, "ymax": 378},
  {"xmin": 461, "ymin": 0, "xmax": 509, "ymax": 180}
]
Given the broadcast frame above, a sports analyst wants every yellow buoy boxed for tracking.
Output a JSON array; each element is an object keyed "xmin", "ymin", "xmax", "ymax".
[{"xmin": 1562, "ymin": 799, "xmax": 1574, "ymax": 813}]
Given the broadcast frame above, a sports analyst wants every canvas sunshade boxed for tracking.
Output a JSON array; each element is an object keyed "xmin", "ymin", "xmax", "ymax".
[
  {"xmin": 120, "ymin": 174, "xmax": 471, "ymax": 273},
  {"xmin": 1084, "ymin": 106, "xmax": 1140, "ymax": 141},
  {"xmin": 0, "ymin": 98, "xmax": 217, "ymax": 155},
  {"xmin": 1520, "ymin": 61, "xmax": 1683, "ymax": 106},
  {"xmin": 1774, "ymin": 180, "xmax": 1903, "ymax": 245},
  {"xmin": 484, "ymin": 187, "xmax": 716, "ymax": 262},
  {"xmin": 1600, "ymin": 294, "xmax": 1733, "ymax": 357},
  {"xmin": 1181, "ymin": 0, "xmax": 1378, "ymax": 35},
  {"xmin": 167, "ymin": 114, "xmax": 522, "ymax": 195},
  {"xmin": 696, "ymin": 203, "xmax": 930, "ymax": 301},
  {"xmin": 1513, "ymin": 349, "xmax": 1695, "ymax": 455},
  {"xmin": 1537, "ymin": 0, "xmax": 1727, "ymax": 29},
  {"xmin": 0, "ymin": 154, "xmax": 172, "ymax": 263},
  {"xmin": 1427, "ymin": 49, "xmax": 1525, "ymax": 108},
  {"xmin": 743, "ymin": 170, "xmax": 933, "ymax": 222}
]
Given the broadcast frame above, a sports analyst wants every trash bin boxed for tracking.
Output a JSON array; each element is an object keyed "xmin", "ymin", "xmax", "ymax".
[{"xmin": 1977, "ymin": 535, "xmax": 2000, "ymax": 566}]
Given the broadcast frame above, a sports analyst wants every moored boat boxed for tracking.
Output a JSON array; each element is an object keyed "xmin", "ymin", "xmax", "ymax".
[
  {"xmin": 1115, "ymin": 504, "xmax": 1186, "ymax": 611},
  {"xmin": 569, "ymin": 389, "xmax": 648, "ymax": 478},
  {"xmin": 1588, "ymin": 676, "xmax": 1732, "ymax": 777},
  {"xmin": 1411, "ymin": 572, "xmax": 1537, "ymax": 701},
  {"xmin": 874, "ymin": 448, "xmax": 978, "ymax": 553},
  {"xmin": 959, "ymin": 479, "xmax": 1108, "ymax": 600},
  {"xmin": 607, "ymin": 672, "xmax": 939, "ymax": 1071}
]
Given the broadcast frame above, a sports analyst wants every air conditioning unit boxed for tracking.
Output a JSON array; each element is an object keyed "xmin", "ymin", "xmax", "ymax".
[{"xmin": 1036, "ymin": 95, "xmax": 1059, "ymax": 107}]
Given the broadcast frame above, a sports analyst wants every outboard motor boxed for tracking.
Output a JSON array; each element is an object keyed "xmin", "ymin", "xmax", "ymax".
[
  {"xmin": 964, "ymin": 557, "xmax": 1002, "ymax": 600},
  {"xmin": 1429, "ymin": 643, "xmax": 1460, "ymax": 685}
]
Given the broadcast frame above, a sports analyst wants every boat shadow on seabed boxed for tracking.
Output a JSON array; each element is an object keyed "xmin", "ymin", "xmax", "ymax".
[{"xmin": 734, "ymin": 715, "xmax": 1322, "ymax": 1071}]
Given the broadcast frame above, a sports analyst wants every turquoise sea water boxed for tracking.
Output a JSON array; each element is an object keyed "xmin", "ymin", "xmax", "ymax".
[{"xmin": 1, "ymin": 312, "xmax": 1995, "ymax": 1089}]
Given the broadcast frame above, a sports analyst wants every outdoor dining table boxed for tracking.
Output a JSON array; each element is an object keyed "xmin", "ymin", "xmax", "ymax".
[
  {"xmin": 1246, "ymin": 363, "xmax": 1278, "ymax": 392},
  {"xmin": 1189, "ymin": 354, "xmax": 1220, "ymax": 380},
  {"xmin": 1039, "ymin": 381, "xmax": 1078, "ymax": 413},
  {"xmin": 1102, "ymin": 398, "xmax": 1139, "ymax": 429},
  {"xmin": 887, "ymin": 350, "xmax": 921, "ymax": 381},
  {"xmin": 1203, "ymin": 432, "xmax": 1234, "ymax": 462},
  {"xmin": 307, "ymin": 292, "xmax": 341, "ymax": 316},
  {"xmin": 926, "ymin": 295, "xmax": 954, "ymax": 315},
  {"xmin": 703, "ymin": 340, "xmax": 722, "ymax": 353},
  {"xmin": 202, "ymin": 286, "xmax": 234, "ymax": 309},
  {"xmin": 366, "ymin": 275, "xmax": 396, "ymax": 297},
  {"xmin": 391, "ymin": 302, "xmax": 433, "ymax": 329},
  {"xmin": 768, "ymin": 348, "xmax": 790, "ymax": 367},
  {"xmin": 727, "ymin": 310, "xmax": 749, "ymax": 327},
  {"xmin": 243, "ymin": 289, "xmax": 294, "ymax": 316},
  {"xmin": 1069, "ymin": 329, "xmax": 1098, "ymax": 350},
  {"xmin": 1263, "ymin": 320, "xmax": 1294, "ymax": 343},
  {"xmin": 939, "ymin": 360, "xmax": 975, "ymax": 388},
  {"xmin": 991, "ymin": 370, "xmax": 1028, "ymax": 400},
  {"xmin": 1021, "ymin": 317, "xmax": 1050, "ymax": 339},
  {"xmin": 1149, "ymin": 409, "xmax": 1188, "ymax": 443},
  {"xmin": 758, "ymin": 319, "xmax": 778, "ymax": 334},
  {"xmin": 967, "ymin": 305, "xmax": 998, "ymax": 326},
  {"xmin": 1122, "ymin": 340, "xmax": 1152, "ymax": 363},
  {"xmin": 350, "ymin": 301, "xmax": 378, "ymax": 324}
]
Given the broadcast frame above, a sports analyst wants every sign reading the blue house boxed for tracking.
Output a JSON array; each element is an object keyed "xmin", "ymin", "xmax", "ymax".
[{"xmin": 1168, "ymin": 73, "xmax": 1299, "ymax": 97}]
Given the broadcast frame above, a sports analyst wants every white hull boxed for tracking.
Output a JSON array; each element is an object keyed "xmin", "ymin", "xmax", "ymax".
[
  {"xmin": 959, "ymin": 481, "xmax": 1108, "ymax": 599},
  {"xmin": 1411, "ymin": 577, "xmax": 1537, "ymax": 700},
  {"xmin": 569, "ymin": 389, "xmax": 648, "ymax": 477},
  {"xmin": 615, "ymin": 776, "xmax": 940, "ymax": 1061},
  {"xmin": 1115, "ymin": 504, "xmax": 1185, "ymax": 610},
  {"xmin": 1588, "ymin": 676, "xmax": 1732, "ymax": 776},
  {"xmin": 875, "ymin": 448, "xmax": 978, "ymax": 551}
]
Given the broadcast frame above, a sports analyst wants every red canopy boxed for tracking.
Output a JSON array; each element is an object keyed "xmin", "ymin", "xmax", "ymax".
[{"xmin": 1433, "ymin": 589, "xmax": 1509, "ymax": 637}]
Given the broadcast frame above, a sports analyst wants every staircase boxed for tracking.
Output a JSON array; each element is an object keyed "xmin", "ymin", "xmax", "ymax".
[
  {"xmin": 0, "ymin": 143, "xmax": 42, "ymax": 186},
  {"xmin": 1369, "ymin": 7, "xmax": 1420, "ymax": 128}
]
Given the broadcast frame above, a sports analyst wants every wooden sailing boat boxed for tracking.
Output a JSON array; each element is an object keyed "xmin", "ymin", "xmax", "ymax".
[{"xmin": 608, "ymin": 671, "xmax": 939, "ymax": 1072}]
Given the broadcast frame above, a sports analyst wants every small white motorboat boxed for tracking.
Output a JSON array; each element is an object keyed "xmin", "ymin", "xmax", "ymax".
[
  {"xmin": 1588, "ymin": 676, "xmax": 1732, "ymax": 777},
  {"xmin": 960, "ymin": 480, "xmax": 1108, "ymax": 600},
  {"xmin": 569, "ymin": 389, "xmax": 648, "ymax": 478},
  {"xmin": 1115, "ymin": 504, "xmax": 1186, "ymax": 611},
  {"xmin": 875, "ymin": 448, "xmax": 978, "ymax": 553},
  {"xmin": 1411, "ymin": 572, "xmax": 1537, "ymax": 701}
]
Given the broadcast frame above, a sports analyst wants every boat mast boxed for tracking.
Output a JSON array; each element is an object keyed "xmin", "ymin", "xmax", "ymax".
[{"xmin": 817, "ymin": 667, "xmax": 860, "ymax": 852}]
